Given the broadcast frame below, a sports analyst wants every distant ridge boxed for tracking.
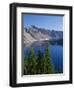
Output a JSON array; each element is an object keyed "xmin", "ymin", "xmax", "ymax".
[{"xmin": 24, "ymin": 25, "xmax": 63, "ymax": 44}]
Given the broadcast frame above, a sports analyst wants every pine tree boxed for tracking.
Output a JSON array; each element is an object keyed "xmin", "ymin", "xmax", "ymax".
[
  {"xmin": 27, "ymin": 48, "xmax": 37, "ymax": 74},
  {"xmin": 24, "ymin": 56, "xmax": 28, "ymax": 75},
  {"xmin": 43, "ymin": 46, "xmax": 54, "ymax": 74},
  {"xmin": 36, "ymin": 50, "xmax": 44, "ymax": 74},
  {"xmin": 24, "ymin": 46, "xmax": 54, "ymax": 75}
]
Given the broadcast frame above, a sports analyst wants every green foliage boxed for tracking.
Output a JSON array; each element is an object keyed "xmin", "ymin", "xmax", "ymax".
[
  {"xmin": 36, "ymin": 50, "xmax": 44, "ymax": 74},
  {"xmin": 43, "ymin": 47, "xmax": 54, "ymax": 74},
  {"xmin": 24, "ymin": 56, "xmax": 28, "ymax": 75},
  {"xmin": 26, "ymin": 48, "xmax": 37, "ymax": 74},
  {"xmin": 30, "ymin": 48, "xmax": 37, "ymax": 74},
  {"xmin": 24, "ymin": 46, "xmax": 54, "ymax": 75}
]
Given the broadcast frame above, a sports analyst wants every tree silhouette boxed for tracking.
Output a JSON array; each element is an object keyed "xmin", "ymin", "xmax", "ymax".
[
  {"xmin": 24, "ymin": 56, "xmax": 28, "ymax": 75},
  {"xmin": 27, "ymin": 48, "xmax": 37, "ymax": 74},
  {"xmin": 24, "ymin": 46, "xmax": 54, "ymax": 75},
  {"xmin": 36, "ymin": 50, "xmax": 44, "ymax": 74},
  {"xmin": 43, "ymin": 47, "xmax": 54, "ymax": 74}
]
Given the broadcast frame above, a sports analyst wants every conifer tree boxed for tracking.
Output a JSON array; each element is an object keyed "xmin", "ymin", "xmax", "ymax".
[
  {"xmin": 24, "ymin": 56, "xmax": 28, "ymax": 75},
  {"xmin": 36, "ymin": 50, "xmax": 44, "ymax": 74},
  {"xmin": 27, "ymin": 48, "xmax": 37, "ymax": 74},
  {"xmin": 43, "ymin": 47, "xmax": 54, "ymax": 74}
]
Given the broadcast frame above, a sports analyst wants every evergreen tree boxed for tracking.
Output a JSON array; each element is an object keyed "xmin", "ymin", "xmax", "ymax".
[
  {"xmin": 36, "ymin": 50, "xmax": 44, "ymax": 74},
  {"xmin": 24, "ymin": 46, "xmax": 54, "ymax": 75},
  {"xmin": 24, "ymin": 56, "xmax": 28, "ymax": 75},
  {"xmin": 27, "ymin": 48, "xmax": 37, "ymax": 74},
  {"xmin": 43, "ymin": 47, "xmax": 54, "ymax": 74}
]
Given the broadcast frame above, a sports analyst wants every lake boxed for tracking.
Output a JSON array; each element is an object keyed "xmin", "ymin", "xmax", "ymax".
[{"xmin": 24, "ymin": 40, "xmax": 63, "ymax": 74}]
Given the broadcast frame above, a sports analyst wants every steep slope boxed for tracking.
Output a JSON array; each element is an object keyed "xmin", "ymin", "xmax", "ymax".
[
  {"xmin": 23, "ymin": 30, "xmax": 36, "ymax": 43},
  {"xmin": 28, "ymin": 27, "xmax": 50, "ymax": 40},
  {"xmin": 24, "ymin": 25, "xmax": 63, "ymax": 43}
]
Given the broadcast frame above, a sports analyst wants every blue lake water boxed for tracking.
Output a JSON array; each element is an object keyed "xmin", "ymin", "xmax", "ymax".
[{"xmin": 24, "ymin": 40, "xmax": 63, "ymax": 73}]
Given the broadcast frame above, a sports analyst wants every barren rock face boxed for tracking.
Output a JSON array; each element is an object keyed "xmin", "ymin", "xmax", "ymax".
[{"xmin": 23, "ymin": 25, "xmax": 63, "ymax": 44}]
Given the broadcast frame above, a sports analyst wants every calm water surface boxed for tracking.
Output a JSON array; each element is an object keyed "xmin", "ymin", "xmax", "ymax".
[{"xmin": 24, "ymin": 40, "xmax": 63, "ymax": 73}]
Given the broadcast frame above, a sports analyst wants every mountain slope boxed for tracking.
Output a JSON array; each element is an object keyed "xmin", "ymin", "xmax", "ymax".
[{"xmin": 24, "ymin": 25, "xmax": 63, "ymax": 44}]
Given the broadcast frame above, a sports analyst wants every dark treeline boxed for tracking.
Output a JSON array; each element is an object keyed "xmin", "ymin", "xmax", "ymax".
[{"xmin": 24, "ymin": 46, "xmax": 54, "ymax": 75}]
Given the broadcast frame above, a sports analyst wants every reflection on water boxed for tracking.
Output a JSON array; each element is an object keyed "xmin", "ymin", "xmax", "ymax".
[{"xmin": 24, "ymin": 40, "xmax": 63, "ymax": 73}]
